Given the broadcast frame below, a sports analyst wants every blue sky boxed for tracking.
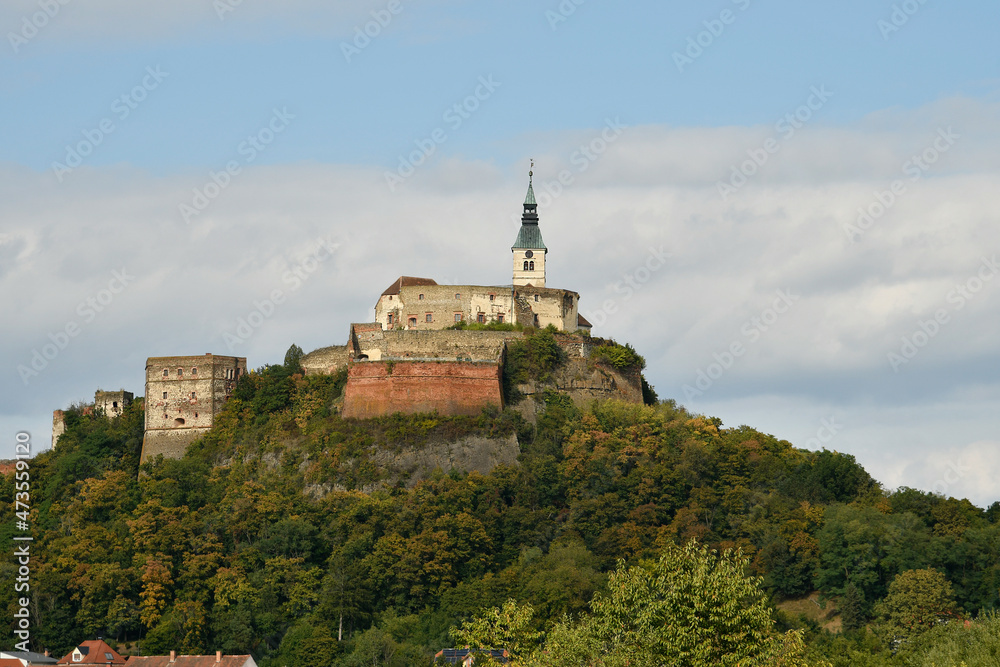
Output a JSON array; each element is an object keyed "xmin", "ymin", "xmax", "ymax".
[
  {"xmin": 2, "ymin": 0, "xmax": 1000, "ymax": 505},
  {"xmin": 4, "ymin": 1, "xmax": 997, "ymax": 171}
]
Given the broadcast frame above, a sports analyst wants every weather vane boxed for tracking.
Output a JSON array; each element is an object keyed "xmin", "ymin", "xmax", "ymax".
[{"xmin": 529, "ymin": 158, "xmax": 534, "ymax": 182}]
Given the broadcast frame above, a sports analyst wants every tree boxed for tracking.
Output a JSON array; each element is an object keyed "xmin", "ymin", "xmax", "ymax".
[
  {"xmin": 873, "ymin": 568, "xmax": 959, "ymax": 648},
  {"xmin": 585, "ymin": 541, "xmax": 814, "ymax": 667},
  {"xmin": 284, "ymin": 343, "xmax": 305, "ymax": 372},
  {"xmin": 840, "ymin": 582, "xmax": 868, "ymax": 632},
  {"xmin": 457, "ymin": 543, "xmax": 824, "ymax": 667},
  {"xmin": 452, "ymin": 599, "xmax": 541, "ymax": 665}
]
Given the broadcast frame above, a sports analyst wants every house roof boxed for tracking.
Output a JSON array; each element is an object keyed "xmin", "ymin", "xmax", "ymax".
[
  {"xmin": 56, "ymin": 641, "xmax": 125, "ymax": 665},
  {"xmin": 380, "ymin": 276, "xmax": 438, "ymax": 296},
  {"xmin": 0, "ymin": 658, "xmax": 28, "ymax": 667},
  {"xmin": 1, "ymin": 651, "xmax": 57, "ymax": 665},
  {"xmin": 577, "ymin": 313, "xmax": 592, "ymax": 328},
  {"xmin": 434, "ymin": 649, "xmax": 509, "ymax": 665},
  {"xmin": 125, "ymin": 656, "xmax": 255, "ymax": 667}
]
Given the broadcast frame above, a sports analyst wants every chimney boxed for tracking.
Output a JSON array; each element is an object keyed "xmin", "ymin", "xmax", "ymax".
[
  {"xmin": 44, "ymin": 651, "xmax": 50, "ymax": 657},
  {"xmin": 169, "ymin": 651, "xmax": 176, "ymax": 663},
  {"xmin": 216, "ymin": 652, "xmax": 222, "ymax": 663}
]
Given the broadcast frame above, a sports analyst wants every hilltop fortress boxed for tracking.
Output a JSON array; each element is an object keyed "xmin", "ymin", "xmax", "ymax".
[{"xmin": 53, "ymin": 172, "xmax": 643, "ymax": 462}]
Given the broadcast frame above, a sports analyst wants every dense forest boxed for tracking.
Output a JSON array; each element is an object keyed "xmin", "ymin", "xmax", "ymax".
[{"xmin": 3, "ymin": 331, "xmax": 1000, "ymax": 666}]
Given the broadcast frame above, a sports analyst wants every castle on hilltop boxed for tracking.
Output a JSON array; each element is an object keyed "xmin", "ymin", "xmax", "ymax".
[{"xmin": 57, "ymin": 170, "xmax": 640, "ymax": 463}]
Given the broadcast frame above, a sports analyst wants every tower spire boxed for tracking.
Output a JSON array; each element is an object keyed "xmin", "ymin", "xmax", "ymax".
[
  {"xmin": 522, "ymin": 159, "xmax": 537, "ymax": 219},
  {"xmin": 512, "ymin": 159, "xmax": 546, "ymax": 287}
]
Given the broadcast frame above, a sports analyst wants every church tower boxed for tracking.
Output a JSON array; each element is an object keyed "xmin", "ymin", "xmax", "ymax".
[{"xmin": 512, "ymin": 164, "xmax": 547, "ymax": 287}]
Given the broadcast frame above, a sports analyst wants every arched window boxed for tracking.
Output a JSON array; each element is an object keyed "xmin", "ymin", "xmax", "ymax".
[
  {"xmin": 387, "ymin": 313, "xmax": 393, "ymax": 324},
  {"xmin": 529, "ymin": 261, "xmax": 534, "ymax": 271}
]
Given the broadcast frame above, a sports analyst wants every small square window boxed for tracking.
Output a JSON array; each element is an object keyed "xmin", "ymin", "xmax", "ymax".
[
  {"xmin": 387, "ymin": 313, "xmax": 394, "ymax": 324},
  {"xmin": 534, "ymin": 295, "xmax": 539, "ymax": 302},
  {"xmin": 455, "ymin": 313, "xmax": 462, "ymax": 322},
  {"xmin": 177, "ymin": 368, "xmax": 183, "ymax": 376},
  {"xmin": 192, "ymin": 367, "xmax": 197, "ymax": 374},
  {"xmin": 477, "ymin": 313, "xmax": 485, "ymax": 324},
  {"xmin": 409, "ymin": 317, "xmax": 417, "ymax": 327},
  {"xmin": 163, "ymin": 369, "xmax": 169, "ymax": 377},
  {"xmin": 419, "ymin": 293, "xmax": 424, "ymax": 300},
  {"xmin": 191, "ymin": 392, "xmax": 196, "ymax": 399},
  {"xmin": 425, "ymin": 313, "xmax": 433, "ymax": 323},
  {"xmin": 162, "ymin": 392, "xmax": 168, "ymax": 399},
  {"xmin": 498, "ymin": 314, "xmax": 504, "ymax": 323},
  {"xmin": 455, "ymin": 293, "xmax": 460, "ymax": 299},
  {"xmin": 489, "ymin": 294, "xmax": 495, "ymax": 301}
]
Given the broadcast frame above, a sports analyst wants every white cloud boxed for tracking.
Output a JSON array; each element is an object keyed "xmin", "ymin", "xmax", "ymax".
[{"xmin": 2, "ymin": 97, "xmax": 999, "ymax": 505}]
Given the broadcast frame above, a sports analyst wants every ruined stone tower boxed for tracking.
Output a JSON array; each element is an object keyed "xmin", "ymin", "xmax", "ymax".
[{"xmin": 141, "ymin": 353, "xmax": 246, "ymax": 462}]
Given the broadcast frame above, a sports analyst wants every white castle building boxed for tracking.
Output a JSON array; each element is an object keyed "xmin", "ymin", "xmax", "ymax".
[{"xmin": 373, "ymin": 170, "xmax": 592, "ymax": 333}]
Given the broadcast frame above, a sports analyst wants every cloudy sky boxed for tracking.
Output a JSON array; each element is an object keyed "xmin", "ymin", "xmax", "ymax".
[{"xmin": 2, "ymin": 0, "xmax": 998, "ymax": 506}]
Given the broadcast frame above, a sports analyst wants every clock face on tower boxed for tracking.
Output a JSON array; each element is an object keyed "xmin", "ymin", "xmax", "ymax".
[{"xmin": 525, "ymin": 250, "xmax": 533, "ymax": 258}]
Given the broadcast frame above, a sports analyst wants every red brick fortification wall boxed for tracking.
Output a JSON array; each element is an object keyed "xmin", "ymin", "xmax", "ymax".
[{"xmin": 342, "ymin": 361, "xmax": 502, "ymax": 419}]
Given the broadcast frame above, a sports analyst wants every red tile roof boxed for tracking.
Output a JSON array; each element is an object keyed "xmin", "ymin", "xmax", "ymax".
[
  {"xmin": 381, "ymin": 276, "xmax": 438, "ymax": 296},
  {"xmin": 0, "ymin": 658, "xmax": 26, "ymax": 667},
  {"xmin": 56, "ymin": 641, "xmax": 125, "ymax": 665},
  {"xmin": 125, "ymin": 656, "xmax": 255, "ymax": 667},
  {"xmin": 577, "ymin": 313, "xmax": 593, "ymax": 328}
]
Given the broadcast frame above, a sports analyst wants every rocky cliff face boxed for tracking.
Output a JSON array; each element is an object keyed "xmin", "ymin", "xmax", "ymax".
[
  {"xmin": 368, "ymin": 432, "xmax": 520, "ymax": 488},
  {"xmin": 301, "ymin": 432, "xmax": 521, "ymax": 498},
  {"xmin": 515, "ymin": 356, "xmax": 643, "ymax": 421}
]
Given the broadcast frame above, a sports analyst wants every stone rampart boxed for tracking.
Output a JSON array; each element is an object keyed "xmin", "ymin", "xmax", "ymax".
[{"xmin": 342, "ymin": 360, "xmax": 503, "ymax": 419}]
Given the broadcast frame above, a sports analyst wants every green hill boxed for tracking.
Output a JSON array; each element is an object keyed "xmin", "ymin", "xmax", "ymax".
[{"xmin": 4, "ymin": 338, "xmax": 1000, "ymax": 666}]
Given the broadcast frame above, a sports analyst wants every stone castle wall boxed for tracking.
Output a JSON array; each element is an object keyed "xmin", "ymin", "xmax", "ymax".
[
  {"xmin": 301, "ymin": 345, "xmax": 352, "ymax": 376},
  {"xmin": 342, "ymin": 361, "xmax": 504, "ymax": 419},
  {"xmin": 95, "ymin": 389, "xmax": 133, "ymax": 418},
  {"xmin": 52, "ymin": 410, "xmax": 66, "ymax": 449},
  {"xmin": 376, "ymin": 283, "xmax": 582, "ymax": 331},
  {"xmin": 381, "ymin": 329, "xmax": 523, "ymax": 361},
  {"xmin": 142, "ymin": 354, "xmax": 246, "ymax": 462}
]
